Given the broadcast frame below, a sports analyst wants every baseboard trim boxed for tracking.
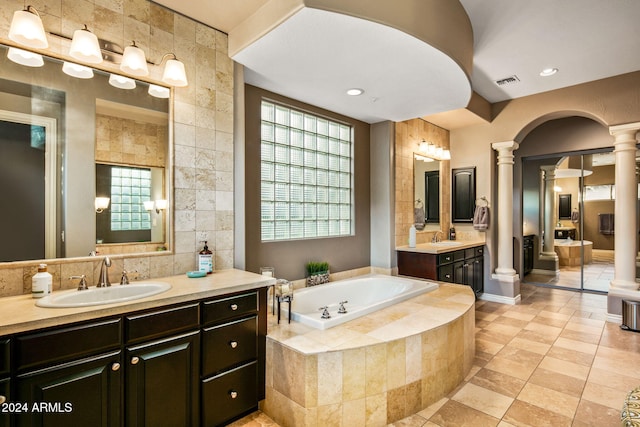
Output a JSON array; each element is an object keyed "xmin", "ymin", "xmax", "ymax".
[
  {"xmin": 607, "ymin": 313, "xmax": 622, "ymax": 324},
  {"xmin": 478, "ymin": 293, "xmax": 522, "ymax": 305}
]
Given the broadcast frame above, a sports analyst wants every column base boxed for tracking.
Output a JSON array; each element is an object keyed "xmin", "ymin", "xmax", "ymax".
[
  {"xmin": 494, "ymin": 267, "xmax": 516, "ymax": 276},
  {"xmin": 610, "ymin": 279, "xmax": 639, "ymax": 291},
  {"xmin": 540, "ymin": 252, "xmax": 558, "ymax": 262}
]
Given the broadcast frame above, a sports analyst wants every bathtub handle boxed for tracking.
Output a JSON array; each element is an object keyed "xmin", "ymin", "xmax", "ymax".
[
  {"xmin": 338, "ymin": 300, "xmax": 348, "ymax": 314},
  {"xmin": 319, "ymin": 306, "xmax": 331, "ymax": 319}
]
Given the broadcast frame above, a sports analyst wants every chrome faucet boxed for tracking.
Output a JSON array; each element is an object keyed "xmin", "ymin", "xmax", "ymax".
[
  {"xmin": 432, "ymin": 230, "xmax": 443, "ymax": 243},
  {"xmin": 97, "ymin": 257, "xmax": 112, "ymax": 287}
]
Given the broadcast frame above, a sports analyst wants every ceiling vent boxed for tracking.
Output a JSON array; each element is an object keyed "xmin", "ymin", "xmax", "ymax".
[{"xmin": 495, "ymin": 75, "xmax": 520, "ymax": 86}]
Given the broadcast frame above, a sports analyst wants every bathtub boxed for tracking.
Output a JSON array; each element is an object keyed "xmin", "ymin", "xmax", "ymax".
[
  {"xmin": 554, "ymin": 239, "xmax": 593, "ymax": 266},
  {"xmin": 281, "ymin": 274, "xmax": 438, "ymax": 329}
]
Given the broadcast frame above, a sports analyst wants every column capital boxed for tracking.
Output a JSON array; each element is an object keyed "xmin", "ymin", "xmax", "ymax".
[
  {"xmin": 609, "ymin": 122, "xmax": 640, "ymax": 137},
  {"xmin": 492, "ymin": 141, "xmax": 519, "ymax": 152}
]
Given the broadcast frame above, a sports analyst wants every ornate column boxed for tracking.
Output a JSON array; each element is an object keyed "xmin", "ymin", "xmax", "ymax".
[
  {"xmin": 609, "ymin": 123, "xmax": 639, "ymax": 290},
  {"xmin": 492, "ymin": 141, "xmax": 519, "ymax": 277},
  {"xmin": 540, "ymin": 165, "xmax": 559, "ymax": 265}
]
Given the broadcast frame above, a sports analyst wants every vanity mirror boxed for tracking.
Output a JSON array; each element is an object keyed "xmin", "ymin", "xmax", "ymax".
[
  {"xmin": 413, "ymin": 154, "xmax": 441, "ymax": 226},
  {"xmin": 0, "ymin": 44, "xmax": 171, "ymax": 263}
]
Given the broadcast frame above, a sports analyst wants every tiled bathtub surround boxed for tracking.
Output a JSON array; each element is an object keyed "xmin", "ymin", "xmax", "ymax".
[
  {"xmin": 0, "ymin": 0, "xmax": 234, "ymax": 296},
  {"xmin": 261, "ymin": 282, "xmax": 475, "ymax": 426}
]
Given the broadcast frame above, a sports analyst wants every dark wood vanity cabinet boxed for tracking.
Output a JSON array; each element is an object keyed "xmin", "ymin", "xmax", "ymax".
[
  {"xmin": 398, "ymin": 245, "xmax": 484, "ymax": 296},
  {"xmin": 1, "ymin": 288, "xmax": 267, "ymax": 427},
  {"xmin": 523, "ymin": 235, "xmax": 534, "ymax": 276}
]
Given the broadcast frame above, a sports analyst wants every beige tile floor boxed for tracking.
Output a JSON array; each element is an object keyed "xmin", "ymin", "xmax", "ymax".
[{"xmin": 230, "ymin": 281, "xmax": 640, "ymax": 427}]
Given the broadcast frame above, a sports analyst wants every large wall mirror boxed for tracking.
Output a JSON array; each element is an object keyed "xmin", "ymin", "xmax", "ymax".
[
  {"xmin": 0, "ymin": 44, "xmax": 171, "ymax": 263},
  {"xmin": 413, "ymin": 154, "xmax": 441, "ymax": 228}
]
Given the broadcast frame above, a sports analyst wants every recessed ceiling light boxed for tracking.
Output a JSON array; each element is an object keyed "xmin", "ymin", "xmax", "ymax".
[
  {"xmin": 346, "ymin": 88, "xmax": 364, "ymax": 96},
  {"xmin": 540, "ymin": 68, "xmax": 558, "ymax": 77}
]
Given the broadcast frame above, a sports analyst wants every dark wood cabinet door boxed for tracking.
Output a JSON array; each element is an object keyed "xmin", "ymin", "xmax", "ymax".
[
  {"xmin": 424, "ymin": 170, "xmax": 440, "ymax": 223},
  {"xmin": 15, "ymin": 351, "xmax": 121, "ymax": 427},
  {"xmin": 126, "ymin": 330, "xmax": 200, "ymax": 427},
  {"xmin": 472, "ymin": 257, "xmax": 484, "ymax": 295},
  {"xmin": 452, "ymin": 167, "xmax": 476, "ymax": 223}
]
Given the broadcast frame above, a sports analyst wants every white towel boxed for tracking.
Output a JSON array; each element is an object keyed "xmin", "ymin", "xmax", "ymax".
[{"xmin": 473, "ymin": 206, "xmax": 490, "ymax": 231}]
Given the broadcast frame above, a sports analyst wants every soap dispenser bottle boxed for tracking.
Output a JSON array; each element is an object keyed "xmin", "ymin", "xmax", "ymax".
[
  {"xmin": 32, "ymin": 263, "xmax": 52, "ymax": 298},
  {"xmin": 198, "ymin": 241, "xmax": 213, "ymax": 274},
  {"xmin": 409, "ymin": 225, "xmax": 417, "ymax": 248}
]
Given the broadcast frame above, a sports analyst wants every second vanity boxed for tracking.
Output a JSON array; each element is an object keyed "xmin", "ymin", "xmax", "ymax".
[
  {"xmin": 0, "ymin": 269, "xmax": 273, "ymax": 427},
  {"xmin": 396, "ymin": 240, "xmax": 485, "ymax": 296}
]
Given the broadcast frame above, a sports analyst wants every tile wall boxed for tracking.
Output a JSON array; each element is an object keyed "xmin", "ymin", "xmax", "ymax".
[{"xmin": 0, "ymin": 0, "xmax": 233, "ymax": 297}]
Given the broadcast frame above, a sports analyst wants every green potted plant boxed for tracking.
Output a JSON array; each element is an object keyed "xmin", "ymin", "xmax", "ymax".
[{"xmin": 305, "ymin": 261, "xmax": 330, "ymax": 286}]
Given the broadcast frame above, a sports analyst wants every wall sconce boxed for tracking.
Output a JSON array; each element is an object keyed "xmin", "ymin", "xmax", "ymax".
[
  {"xmin": 7, "ymin": 47, "xmax": 43, "ymax": 67},
  {"xmin": 144, "ymin": 199, "xmax": 168, "ymax": 214},
  {"xmin": 62, "ymin": 61, "xmax": 94, "ymax": 79},
  {"xmin": 159, "ymin": 53, "xmax": 188, "ymax": 87},
  {"xmin": 69, "ymin": 25, "xmax": 102, "ymax": 64},
  {"xmin": 95, "ymin": 197, "xmax": 110, "ymax": 213},
  {"xmin": 9, "ymin": 5, "xmax": 48, "ymax": 49},
  {"xmin": 108, "ymin": 74, "xmax": 136, "ymax": 90},
  {"xmin": 120, "ymin": 41, "xmax": 149, "ymax": 77}
]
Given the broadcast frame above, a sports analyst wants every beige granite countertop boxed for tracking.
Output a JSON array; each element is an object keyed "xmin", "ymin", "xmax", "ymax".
[
  {"xmin": 266, "ymin": 282, "xmax": 475, "ymax": 354},
  {"xmin": 0, "ymin": 269, "xmax": 275, "ymax": 335},
  {"xmin": 395, "ymin": 239, "xmax": 485, "ymax": 254}
]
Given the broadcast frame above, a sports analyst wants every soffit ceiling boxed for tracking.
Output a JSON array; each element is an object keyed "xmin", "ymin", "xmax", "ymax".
[{"xmin": 152, "ymin": 0, "xmax": 640, "ymax": 126}]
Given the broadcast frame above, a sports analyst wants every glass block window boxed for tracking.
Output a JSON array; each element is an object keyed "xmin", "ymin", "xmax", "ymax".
[
  {"xmin": 261, "ymin": 100, "xmax": 353, "ymax": 241},
  {"xmin": 584, "ymin": 184, "xmax": 614, "ymax": 201},
  {"xmin": 110, "ymin": 166, "xmax": 152, "ymax": 231}
]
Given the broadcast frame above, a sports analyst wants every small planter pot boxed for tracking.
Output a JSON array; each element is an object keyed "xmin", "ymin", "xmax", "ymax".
[{"xmin": 306, "ymin": 271, "xmax": 330, "ymax": 287}]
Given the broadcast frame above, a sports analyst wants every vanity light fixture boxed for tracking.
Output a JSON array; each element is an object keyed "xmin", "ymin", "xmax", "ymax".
[
  {"xmin": 144, "ymin": 199, "xmax": 168, "ymax": 214},
  {"xmin": 346, "ymin": 88, "xmax": 364, "ymax": 96},
  {"xmin": 120, "ymin": 41, "xmax": 149, "ymax": 77},
  {"xmin": 441, "ymin": 149, "xmax": 451, "ymax": 160},
  {"xmin": 95, "ymin": 197, "xmax": 110, "ymax": 213},
  {"xmin": 148, "ymin": 84, "xmax": 170, "ymax": 98},
  {"xmin": 540, "ymin": 67, "xmax": 558, "ymax": 77},
  {"xmin": 108, "ymin": 74, "xmax": 136, "ymax": 90},
  {"xmin": 419, "ymin": 140, "xmax": 429, "ymax": 153},
  {"xmin": 7, "ymin": 47, "xmax": 43, "ymax": 67},
  {"xmin": 9, "ymin": 5, "xmax": 48, "ymax": 49},
  {"xmin": 159, "ymin": 53, "xmax": 188, "ymax": 87},
  {"xmin": 62, "ymin": 61, "xmax": 94, "ymax": 79},
  {"xmin": 69, "ymin": 25, "xmax": 102, "ymax": 64}
]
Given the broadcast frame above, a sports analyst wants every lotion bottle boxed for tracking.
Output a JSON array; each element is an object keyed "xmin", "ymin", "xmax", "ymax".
[
  {"xmin": 198, "ymin": 241, "xmax": 213, "ymax": 274},
  {"xmin": 409, "ymin": 225, "xmax": 417, "ymax": 248},
  {"xmin": 32, "ymin": 264, "xmax": 52, "ymax": 298}
]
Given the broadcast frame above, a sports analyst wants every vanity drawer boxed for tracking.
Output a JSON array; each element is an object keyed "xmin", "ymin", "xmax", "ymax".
[
  {"xmin": 0, "ymin": 339, "xmax": 9, "ymax": 377},
  {"xmin": 15, "ymin": 318, "xmax": 121, "ymax": 372},
  {"xmin": 202, "ymin": 316, "xmax": 257, "ymax": 376},
  {"xmin": 126, "ymin": 303, "xmax": 200, "ymax": 344},
  {"xmin": 438, "ymin": 264, "xmax": 454, "ymax": 282},
  {"xmin": 437, "ymin": 253, "xmax": 455, "ymax": 265},
  {"xmin": 202, "ymin": 361, "xmax": 258, "ymax": 427},
  {"xmin": 202, "ymin": 293, "xmax": 257, "ymax": 326}
]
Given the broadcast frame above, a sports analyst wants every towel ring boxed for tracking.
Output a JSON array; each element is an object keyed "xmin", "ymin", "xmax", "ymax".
[
  {"xmin": 475, "ymin": 196, "xmax": 489, "ymax": 207},
  {"xmin": 415, "ymin": 199, "xmax": 424, "ymax": 208}
]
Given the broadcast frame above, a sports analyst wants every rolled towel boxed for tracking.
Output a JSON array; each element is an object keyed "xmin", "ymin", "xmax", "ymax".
[{"xmin": 473, "ymin": 206, "xmax": 490, "ymax": 231}]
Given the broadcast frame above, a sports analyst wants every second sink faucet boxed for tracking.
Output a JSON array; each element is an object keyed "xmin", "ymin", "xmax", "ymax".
[
  {"xmin": 432, "ymin": 230, "xmax": 443, "ymax": 243},
  {"xmin": 97, "ymin": 256, "xmax": 112, "ymax": 287}
]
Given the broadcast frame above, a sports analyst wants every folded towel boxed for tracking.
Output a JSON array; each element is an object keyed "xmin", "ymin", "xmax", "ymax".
[
  {"xmin": 598, "ymin": 213, "xmax": 614, "ymax": 235},
  {"xmin": 473, "ymin": 206, "xmax": 490, "ymax": 231},
  {"xmin": 414, "ymin": 206, "xmax": 425, "ymax": 225},
  {"xmin": 570, "ymin": 210, "xmax": 579, "ymax": 223}
]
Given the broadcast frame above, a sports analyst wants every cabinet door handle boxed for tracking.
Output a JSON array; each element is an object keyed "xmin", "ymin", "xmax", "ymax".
[
  {"xmin": 230, "ymin": 341, "xmax": 238, "ymax": 349},
  {"xmin": 0, "ymin": 395, "xmax": 5, "ymax": 404},
  {"xmin": 445, "ymin": 274, "xmax": 451, "ymax": 279},
  {"xmin": 229, "ymin": 390, "xmax": 238, "ymax": 399},
  {"xmin": 111, "ymin": 362, "xmax": 121, "ymax": 371},
  {"xmin": 131, "ymin": 356, "xmax": 140, "ymax": 365},
  {"xmin": 230, "ymin": 304, "xmax": 238, "ymax": 311}
]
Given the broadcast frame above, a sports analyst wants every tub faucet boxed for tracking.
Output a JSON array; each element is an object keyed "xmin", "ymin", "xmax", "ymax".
[
  {"xmin": 319, "ymin": 306, "xmax": 331, "ymax": 319},
  {"xmin": 338, "ymin": 300, "xmax": 348, "ymax": 314},
  {"xmin": 432, "ymin": 231, "xmax": 443, "ymax": 243},
  {"xmin": 97, "ymin": 257, "xmax": 112, "ymax": 287}
]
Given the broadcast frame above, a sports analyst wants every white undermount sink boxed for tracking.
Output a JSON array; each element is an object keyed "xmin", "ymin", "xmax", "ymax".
[
  {"xmin": 429, "ymin": 241, "xmax": 463, "ymax": 247},
  {"xmin": 36, "ymin": 282, "xmax": 171, "ymax": 308}
]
